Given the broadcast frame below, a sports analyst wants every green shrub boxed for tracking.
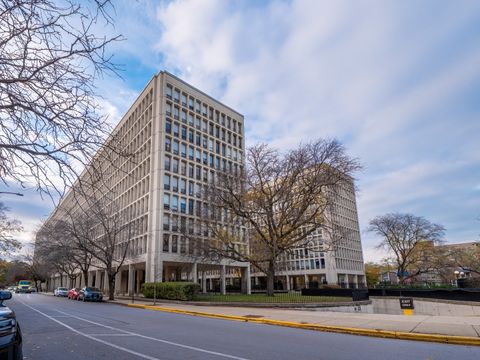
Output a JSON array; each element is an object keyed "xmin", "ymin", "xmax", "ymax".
[
  {"xmin": 141, "ymin": 282, "xmax": 201, "ymax": 301},
  {"xmin": 320, "ymin": 284, "xmax": 342, "ymax": 289}
]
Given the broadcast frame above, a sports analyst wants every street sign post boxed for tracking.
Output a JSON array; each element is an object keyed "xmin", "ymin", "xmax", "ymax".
[{"xmin": 399, "ymin": 297, "xmax": 414, "ymax": 315}]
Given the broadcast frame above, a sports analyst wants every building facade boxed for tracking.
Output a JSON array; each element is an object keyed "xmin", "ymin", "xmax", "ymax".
[{"xmin": 45, "ymin": 71, "xmax": 250, "ymax": 295}]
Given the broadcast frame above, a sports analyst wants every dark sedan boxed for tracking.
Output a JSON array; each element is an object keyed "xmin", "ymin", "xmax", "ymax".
[
  {"xmin": 78, "ymin": 287, "xmax": 103, "ymax": 302},
  {"xmin": 0, "ymin": 291, "xmax": 22, "ymax": 359}
]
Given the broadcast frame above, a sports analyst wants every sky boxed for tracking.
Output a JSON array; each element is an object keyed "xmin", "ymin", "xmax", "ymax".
[{"xmin": 2, "ymin": 0, "xmax": 479, "ymax": 262}]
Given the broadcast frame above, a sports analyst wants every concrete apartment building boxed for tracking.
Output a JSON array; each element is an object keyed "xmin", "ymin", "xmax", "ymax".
[
  {"xmin": 45, "ymin": 71, "xmax": 250, "ymax": 295},
  {"xmin": 251, "ymin": 179, "xmax": 366, "ymax": 290}
]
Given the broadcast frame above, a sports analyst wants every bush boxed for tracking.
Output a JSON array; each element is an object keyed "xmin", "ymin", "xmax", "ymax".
[
  {"xmin": 141, "ymin": 282, "xmax": 201, "ymax": 301},
  {"xmin": 320, "ymin": 284, "xmax": 341, "ymax": 289}
]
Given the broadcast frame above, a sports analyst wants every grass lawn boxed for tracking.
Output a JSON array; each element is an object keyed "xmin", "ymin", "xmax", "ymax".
[{"xmin": 192, "ymin": 293, "xmax": 351, "ymax": 303}]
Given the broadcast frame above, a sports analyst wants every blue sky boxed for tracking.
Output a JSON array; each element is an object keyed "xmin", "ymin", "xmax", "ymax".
[{"xmin": 2, "ymin": 0, "xmax": 479, "ymax": 261}]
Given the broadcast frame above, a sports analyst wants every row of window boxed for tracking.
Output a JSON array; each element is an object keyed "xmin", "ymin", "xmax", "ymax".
[
  {"xmin": 165, "ymin": 118, "xmax": 242, "ymax": 150},
  {"xmin": 164, "ymin": 153, "xmax": 243, "ymax": 179},
  {"xmin": 165, "ymin": 84, "xmax": 242, "ymax": 135}
]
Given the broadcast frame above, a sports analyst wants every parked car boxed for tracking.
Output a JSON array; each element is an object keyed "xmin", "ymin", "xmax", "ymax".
[
  {"xmin": 78, "ymin": 287, "xmax": 103, "ymax": 302},
  {"xmin": 67, "ymin": 288, "xmax": 81, "ymax": 300},
  {"xmin": 0, "ymin": 291, "xmax": 23, "ymax": 359},
  {"xmin": 54, "ymin": 287, "xmax": 69, "ymax": 297}
]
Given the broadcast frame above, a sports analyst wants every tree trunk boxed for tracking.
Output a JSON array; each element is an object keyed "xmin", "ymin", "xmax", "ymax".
[
  {"xmin": 266, "ymin": 261, "xmax": 275, "ymax": 296},
  {"xmin": 108, "ymin": 273, "xmax": 115, "ymax": 300},
  {"xmin": 82, "ymin": 270, "xmax": 89, "ymax": 287}
]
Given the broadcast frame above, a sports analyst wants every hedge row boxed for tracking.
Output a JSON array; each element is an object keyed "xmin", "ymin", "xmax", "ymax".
[{"xmin": 141, "ymin": 282, "xmax": 200, "ymax": 300}]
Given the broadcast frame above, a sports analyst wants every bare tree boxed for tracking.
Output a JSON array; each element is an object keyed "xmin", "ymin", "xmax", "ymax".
[
  {"xmin": 71, "ymin": 194, "xmax": 141, "ymax": 300},
  {"xmin": 0, "ymin": 0, "xmax": 123, "ymax": 197},
  {"xmin": 368, "ymin": 213, "xmax": 445, "ymax": 285},
  {"xmin": 0, "ymin": 202, "xmax": 22, "ymax": 256},
  {"xmin": 188, "ymin": 139, "xmax": 361, "ymax": 296},
  {"xmin": 35, "ymin": 221, "xmax": 79, "ymax": 288}
]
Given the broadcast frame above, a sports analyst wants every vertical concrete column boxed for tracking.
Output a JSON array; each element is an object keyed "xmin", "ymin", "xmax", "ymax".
[
  {"xmin": 115, "ymin": 270, "xmax": 122, "ymax": 295},
  {"xmin": 154, "ymin": 260, "xmax": 163, "ymax": 283},
  {"xmin": 220, "ymin": 265, "xmax": 226, "ymax": 295},
  {"xmin": 202, "ymin": 270, "xmax": 207, "ymax": 293},
  {"xmin": 241, "ymin": 266, "xmax": 251, "ymax": 294},
  {"xmin": 103, "ymin": 270, "xmax": 109, "ymax": 293},
  {"xmin": 286, "ymin": 275, "xmax": 291, "ymax": 291},
  {"xmin": 136, "ymin": 269, "xmax": 142, "ymax": 294},
  {"xmin": 190, "ymin": 263, "xmax": 198, "ymax": 283},
  {"xmin": 128, "ymin": 264, "xmax": 135, "ymax": 296},
  {"xmin": 304, "ymin": 274, "xmax": 309, "ymax": 288},
  {"xmin": 95, "ymin": 270, "xmax": 102, "ymax": 289}
]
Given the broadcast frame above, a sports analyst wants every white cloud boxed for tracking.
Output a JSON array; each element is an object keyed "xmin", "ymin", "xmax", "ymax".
[{"xmin": 151, "ymin": 0, "xmax": 480, "ymax": 260}]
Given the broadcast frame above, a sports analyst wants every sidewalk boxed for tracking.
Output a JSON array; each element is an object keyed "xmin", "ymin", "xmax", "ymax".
[{"xmin": 111, "ymin": 297, "xmax": 480, "ymax": 345}]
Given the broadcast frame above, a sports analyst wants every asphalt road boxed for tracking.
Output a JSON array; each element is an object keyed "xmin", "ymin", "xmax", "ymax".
[{"xmin": 6, "ymin": 293, "xmax": 480, "ymax": 360}]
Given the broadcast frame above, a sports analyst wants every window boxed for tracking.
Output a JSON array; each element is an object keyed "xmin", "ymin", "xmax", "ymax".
[
  {"xmin": 172, "ymin": 235, "xmax": 178, "ymax": 253},
  {"xmin": 188, "ymin": 164, "xmax": 194, "ymax": 178},
  {"xmin": 163, "ymin": 234, "xmax": 170, "ymax": 252},
  {"xmin": 172, "ymin": 158, "xmax": 178, "ymax": 173},
  {"xmin": 181, "ymin": 93, "xmax": 187, "ymax": 106},
  {"xmin": 188, "ymin": 199, "xmax": 194, "ymax": 214},
  {"xmin": 196, "ymin": 117, "xmax": 201, "ymax": 129},
  {"xmin": 188, "ymin": 130, "xmax": 194, "ymax": 143},
  {"xmin": 163, "ymin": 194, "xmax": 170, "ymax": 209},
  {"xmin": 202, "ymin": 152, "xmax": 208, "ymax": 165},
  {"xmin": 165, "ymin": 137, "xmax": 171, "ymax": 152},
  {"xmin": 172, "ymin": 216, "xmax": 178, "ymax": 231},
  {"xmin": 195, "ymin": 166, "xmax": 201, "ymax": 180},
  {"xmin": 188, "ymin": 113, "xmax": 194, "ymax": 125},
  {"xmin": 180, "ymin": 178, "xmax": 186, "ymax": 194},
  {"xmin": 173, "ymin": 89, "xmax": 180, "ymax": 102},
  {"xmin": 196, "ymin": 133, "xmax": 201, "ymax": 146},
  {"xmin": 202, "ymin": 135, "xmax": 207, "ymax": 149},
  {"xmin": 166, "ymin": 102, "xmax": 172, "ymax": 116},
  {"xmin": 181, "ymin": 143, "xmax": 186, "ymax": 158},
  {"xmin": 195, "ymin": 149, "xmax": 201, "ymax": 162},
  {"xmin": 174, "ymin": 107, "xmax": 179, "ymax": 119},
  {"xmin": 202, "ymin": 119, "xmax": 208, "ymax": 132},
  {"xmin": 181, "ymin": 126, "xmax": 187, "ymax": 140},
  {"xmin": 209, "ymin": 154, "xmax": 214, "ymax": 167},
  {"xmin": 173, "ymin": 123, "xmax": 179, "ymax": 137},
  {"xmin": 166, "ymin": 86, "xmax": 172, "ymax": 98},
  {"xmin": 163, "ymin": 214, "xmax": 170, "ymax": 231},
  {"xmin": 208, "ymin": 139, "xmax": 213, "ymax": 151},
  {"xmin": 164, "ymin": 175, "xmax": 170, "ymax": 190},
  {"xmin": 180, "ymin": 161, "xmax": 186, "ymax": 176},
  {"xmin": 188, "ymin": 98, "xmax": 194, "ymax": 110},
  {"xmin": 165, "ymin": 119, "xmax": 172, "ymax": 133},
  {"xmin": 172, "ymin": 176, "xmax": 178, "ymax": 192},
  {"xmin": 164, "ymin": 155, "xmax": 171, "ymax": 170},
  {"xmin": 180, "ymin": 198, "xmax": 186, "ymax": 213},
  {"xmin": 173, "ymin": 140, "xmax": 179, "ymax": 155},
  {"xmin": 181, "ymin": 110, "xmax": 187, "ymax": 123},
  {"xmin": 188, "ymin": 181, "xmax": 194, "ymax": 196},
  {"xmin": 172, "ymin": 195, "xmax": 178, "ymax": 211},
  {"xmin": 195, "ymin": 100, "xmax": 201, "ymax": 113},
  {"xmin": 189, "ymin": 146, "xmax": 194, "ymax": 160}
]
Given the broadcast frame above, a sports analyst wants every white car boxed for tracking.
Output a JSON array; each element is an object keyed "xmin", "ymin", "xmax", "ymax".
[{"xmin": 54, "ymin": 287, "xmax": 69, "ymax": 297}]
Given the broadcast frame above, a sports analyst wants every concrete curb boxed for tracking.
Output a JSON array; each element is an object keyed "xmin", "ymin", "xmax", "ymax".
[
  {"xmin": 114, "ymin": 296, "xmax": 371, "ymax": 308},
  {"xmin": 127, "ymin": 303, "xmax": 480, "ymax": 346}
]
